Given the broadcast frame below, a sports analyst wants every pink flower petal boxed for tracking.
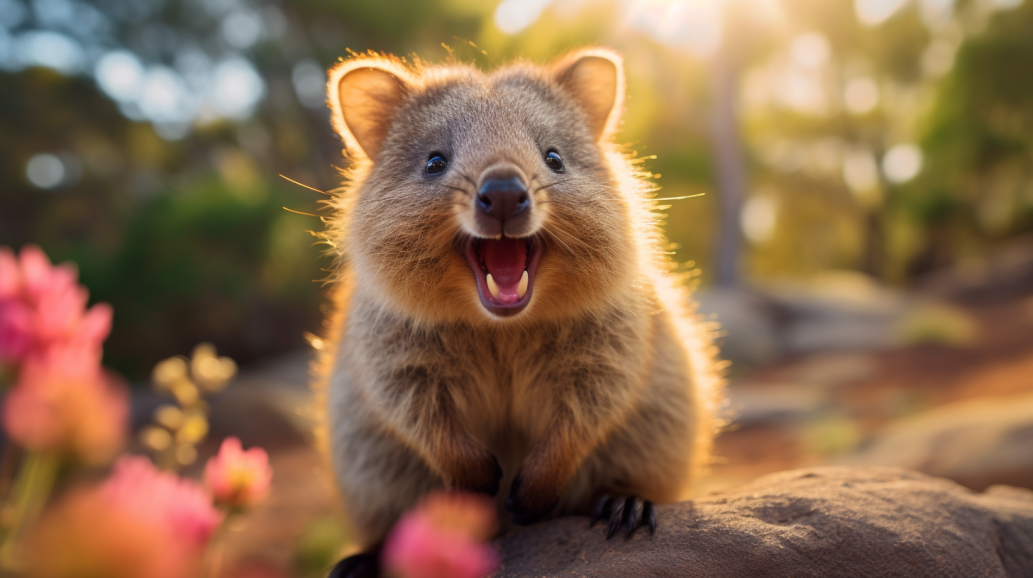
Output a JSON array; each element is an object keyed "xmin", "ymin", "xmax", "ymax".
[
  {"xmin": 382, "ymin": 492, "xmax": 499, "ymax": 578},
  {"xmin": 0, "ymin": 300, "xmax": 32, "ymax": 361},
  {"xmin": 104, "ymin": 456, "xmax": 223, "ymax": 547},
  {"xmin": 204, "ymin": 437, "xmax": 273, "ymax": 509}
]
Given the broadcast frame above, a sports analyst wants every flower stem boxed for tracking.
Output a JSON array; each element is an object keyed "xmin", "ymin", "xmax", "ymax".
[
  {"xmin": 0, "ymin": 451, "xmax": 60, "ymax": 571},
  {"xmin": 203, "ymin": 513, "xmax": 233, "ymax": 578}
]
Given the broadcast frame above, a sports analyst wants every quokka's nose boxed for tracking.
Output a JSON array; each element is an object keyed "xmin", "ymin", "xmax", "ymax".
[{"xmin": 477, "ymin": 177, "xmax": 530, "ymax": 223}]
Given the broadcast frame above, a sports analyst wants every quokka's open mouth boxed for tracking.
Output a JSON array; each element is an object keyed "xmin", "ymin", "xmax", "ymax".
[{"xmin": 464, "ymin": 236, "xmax": 543, "ymax": 317}]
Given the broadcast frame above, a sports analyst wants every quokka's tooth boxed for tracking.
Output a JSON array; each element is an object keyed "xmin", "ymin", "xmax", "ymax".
[
  {"xmin": 517, "ymin": 270, "xmax": 528, "ymax": 299},
  {"xmin": 486, "ymin": 273, "xmax": 500, "ymax": 298}
]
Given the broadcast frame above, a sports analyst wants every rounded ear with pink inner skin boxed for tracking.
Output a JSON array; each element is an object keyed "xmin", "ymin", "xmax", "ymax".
[
  {"xmin": 327, "ymin": 58, "xmax": 413, "ymax": 161},
  {"xmin": 551, "ymin": 48, "xmax": 626, "ymax": 142}
]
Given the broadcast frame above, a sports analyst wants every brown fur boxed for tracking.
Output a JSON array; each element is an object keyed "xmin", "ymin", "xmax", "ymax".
[{"xmin": 313, "ymin": 48, "xmax": 725, "ymax": 550}]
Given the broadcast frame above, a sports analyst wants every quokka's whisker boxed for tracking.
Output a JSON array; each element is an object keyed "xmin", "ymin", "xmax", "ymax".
[
  {"xmin": 442, "ymin": 184, "xmax": 472, "ymax": 196},
  {"xmin": 282, "ymin": 206, "xmax": 322, "ymax": 217},
  {"xmin": 280, "ymin": 174, "xmax": 332, "ymax": 196}
]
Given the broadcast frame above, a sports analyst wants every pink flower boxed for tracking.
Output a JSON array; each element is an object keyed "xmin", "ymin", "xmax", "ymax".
[
  {"xmin": 204, "ymin": 437, "xmax": 273, "ymax": 509},
  {"xmin": 25, "ymin": 456, "xmax": 224, "ymax": 578},
  {"xmin": 3, "ymin": 347, "xmax": 128, "ymax": 463},
  {"xmin": 0, "ymin": 245, "xmax": 111, "ymax": 364},
  {"xmin": 103, "ymin": 456, "xmax": 224, "ymax": 546},
  {"xmin": 382, "ymin": 491, "xmax": 499, "ymax": 578},
  {"xmin": 1, "ymin": 245, "xmax": 122, "ymax": 462}
]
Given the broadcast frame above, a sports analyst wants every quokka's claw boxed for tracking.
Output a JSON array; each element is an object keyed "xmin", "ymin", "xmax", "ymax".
[
  {"xmin": 645, "ymin": 500, "xmax": 658, "ymax": 535},
  {"xmin": 590, "ymin": 494, "xmax": 613, "ymax": 527},
  {"xmin": 594, "ymin": 495, "xmax": 657, "ymax": 540}
]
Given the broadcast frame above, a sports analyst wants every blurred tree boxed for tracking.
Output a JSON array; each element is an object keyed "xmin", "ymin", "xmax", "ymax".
[{"xmin": 916, "ymin": 0, "xmax": 1033, "ymax": 275}]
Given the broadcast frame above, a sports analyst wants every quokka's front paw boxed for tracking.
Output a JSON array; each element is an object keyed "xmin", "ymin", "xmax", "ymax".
[
  {"xmin": 590, "ymin": 494, "xmax": 657, "ymax": 539},
  {"xmin": 504, "ymin": 472, "xmax": 559, "ymax": 525},
  {"xmin": 453, "ymin": 450, "xmax": 502, "ymax": 497}
]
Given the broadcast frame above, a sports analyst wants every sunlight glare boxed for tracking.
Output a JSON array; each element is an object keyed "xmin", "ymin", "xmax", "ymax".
[
  {"xmin": 494, "ymin": 0, "xmax": 554, "ymax": 35},
  {"xmin": 626, "ymin": 0, "xmax": 722, "ymax": 58},
  {"xmin": 855, "ymin": 0, "xmax": 907, "ymax": 26}
]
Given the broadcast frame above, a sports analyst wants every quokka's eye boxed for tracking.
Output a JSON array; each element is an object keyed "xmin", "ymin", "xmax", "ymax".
[
  {"xmin": 545, "ymin": 150, "xmax": 564, "ymax": 172},
  {"xmin": 426, "ymin": 154, "xmax": 448, "ymax": 175}
]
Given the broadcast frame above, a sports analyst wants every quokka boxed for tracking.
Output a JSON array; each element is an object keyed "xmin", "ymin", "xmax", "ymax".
[{"xmin": 314, "ymin": 47, "xmax": 724, "ymax": 576}]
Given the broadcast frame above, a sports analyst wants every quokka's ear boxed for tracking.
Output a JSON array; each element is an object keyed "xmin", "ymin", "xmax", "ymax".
[
  {"xmin": 327, "ymin": 57, "xmax": 413, "ymax": 160},
  {"xmin": 551, "ymin": 48, "xmax": 625, "ymax": 142}
]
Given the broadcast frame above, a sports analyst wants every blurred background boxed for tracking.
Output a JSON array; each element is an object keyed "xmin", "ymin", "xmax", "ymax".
[{"xmin": 3, "ymin": 0, "xmax": 1033, "ymax": 575}]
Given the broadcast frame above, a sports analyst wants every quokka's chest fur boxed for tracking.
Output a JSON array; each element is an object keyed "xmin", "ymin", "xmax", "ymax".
[{"xmin": 341, "ymin": 288, "xmax": 656, "ymax": 461}]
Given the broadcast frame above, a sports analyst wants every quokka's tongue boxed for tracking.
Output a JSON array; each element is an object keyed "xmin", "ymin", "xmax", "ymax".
[{"xmin": 481, "ymin": 237, "xmax": 527, "ymax": 287}]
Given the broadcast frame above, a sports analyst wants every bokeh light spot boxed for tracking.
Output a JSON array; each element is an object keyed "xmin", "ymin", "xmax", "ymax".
[
  {"xmin": 741, "ymin": 194, "xmax": 778, "ymax": 245},
  {"xmin": 95, "ymin": 50, "xmax": 144, "ymax": 102},
  {"xmin": 790, "ymin": 33, "xmax": 830, "ymax": 69},
  {"xmin": 222, "ymin": 9, "xmax": 263, "ymax": 49},
  {"xmin": 16, "ymin": 30, "xmax": 82, "ymax": 73},
  {"xmin": 211, "ymin": 57, "xmax": 265, "ymax": 120},
  {"xmin": 843, "ymin": 148, "xmax": 880, "ymax": 197},
  {"xmin": 844, "ymin": 77, "xmax": 879, "ymax": 114},
  {"xmin": 883, "ymin": 144, "xmax": 923, "ymax": 184},
  {"xmin": 292, "ymin": 58, "xmax": 326, "ymax": 109},
  {"xmin": 26, "ymin": 153, "xmax": 65, "ymax": 189},
  {"xmin": 138, "ymin": 66, "xmax": 194, "ymax": 124}
]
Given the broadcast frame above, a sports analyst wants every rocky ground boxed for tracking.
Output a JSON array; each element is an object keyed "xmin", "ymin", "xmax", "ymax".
[
  {"xmin": 154, "ymin": 248, "xmax": 1033, "ymax": 577},
  {"xmin": 495, "ymin": 467, "xmax": 1033, "ymax": 578}
]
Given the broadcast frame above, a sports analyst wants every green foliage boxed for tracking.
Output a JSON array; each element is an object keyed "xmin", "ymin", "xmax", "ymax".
[
  {"xmin": 83, "ymin": 179, "xmax": 327, "ymax": 378},
  {"xmin": 914, "ymin": 1, "xmax": 1033, "ymax": 268},
  {"xmin": 294, "ymin": 515, "xmax": 349, "ymax": 578}
]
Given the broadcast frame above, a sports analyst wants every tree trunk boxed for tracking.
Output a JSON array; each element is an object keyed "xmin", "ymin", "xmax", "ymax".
[{"xmin": 709, "ymin": 48, "xmax": 748, "ymax": 288}]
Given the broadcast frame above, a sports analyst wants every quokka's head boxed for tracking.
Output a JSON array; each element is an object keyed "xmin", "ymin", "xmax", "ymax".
[{"xmin": 327, "ymin": 48, "xmax": 641, "ymax": 324}]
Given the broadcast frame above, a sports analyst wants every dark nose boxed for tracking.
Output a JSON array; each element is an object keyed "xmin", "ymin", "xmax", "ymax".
[{"xmin": 477, "ymin": 177, "xmax": 529, "ymax": 223}]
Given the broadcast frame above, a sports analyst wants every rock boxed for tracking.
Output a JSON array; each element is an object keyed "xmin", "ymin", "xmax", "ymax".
[
  {"xmin": 727, "ymin": 354, "xmax": 878, "ymax": 426},
  {"xmin": 694, "ymin": 287, "xmax": 781, "ymax": 366},
  {"xmin": 696, "ymin": 273, "xmax": 924, "ymax": 366},
  {"xmin": 789, "ymin": 353, "xmax": 878, "ymax": 389},
  {"xmin": 845, "ymin": 394, "xmax": 1033, "ymax": 491},
  {"xmin": 763, "ymin": 272, "xmax": 913, "ymax": 355},
  {"xmin": 207, "ymin": 352, "xmax": 314, "ymax": 449},
  {"xmin": 917, "ymin": 235, "xmax": 1033, "ymax": 303},
  {"xmin": 494, "ymin": 466, "xmax": 1033, "ymax": 578},
  {"xmin": 132, "ymin": 352, "xmax": 315, "ymax": 450},
  {"xmin": 727, "ymin": 383, "xmax": 830, "ymax": 425}
]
